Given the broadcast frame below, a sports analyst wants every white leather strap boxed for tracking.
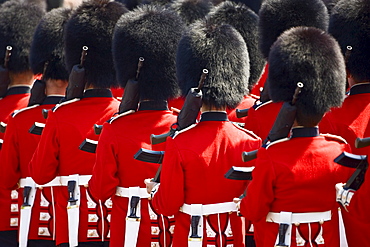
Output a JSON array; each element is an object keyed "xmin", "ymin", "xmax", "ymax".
[
  {"xmin": 180, "ymin": 201, "xmax": 238, "ymax": 216},
  {"xmin": 60, "ymin": 175, "xmax": 91, "ymax": 186},
  {"xmin": 115, "ymin": 186, "xmax": 150, "ymax": 198},
  {"xmin": 266, "ymin": 210, "xmax": 331, "ymax": 224},
  {"xmin": 19, "ymin": 175, "xmax": 91, "ymax": 188}
]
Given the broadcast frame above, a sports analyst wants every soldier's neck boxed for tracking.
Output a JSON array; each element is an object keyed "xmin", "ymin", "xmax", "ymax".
[
  {"xmin": 45, "ymin": 79, "xmax": 68, "ymax": 96},
  {"xmin": 9, "ymin": 71, "xmax": 34, "ymax": 87}
]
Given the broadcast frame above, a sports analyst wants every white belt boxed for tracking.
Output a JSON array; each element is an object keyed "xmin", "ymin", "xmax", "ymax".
[
  {"xmin": 266, "ymin": 211, "xmax": 331, "ymax": 247},
  {"xmin": 19, "ymin": 175, "xmax": 91, "ymax": 188},
  {"xmin": 180, "ymin": 201, "xmax": 238, "ymax": 216},
  {"xmin": 115, "ymin": 186, "xmax": 150, "ymax": 198},
  {"xmin": 60, "ymin": 175, "xmax": 91, "ymax": 186},
  {"xmin": 180, "ymin": 201, "xmax": 238, "ymax": 247},
  {"xmin": 266, "ymin": 210, "xmax": 331, "ymax": 224},
  {"xmin": 115, "ymin": 187, "xmax": 148, "ymax": 247}
]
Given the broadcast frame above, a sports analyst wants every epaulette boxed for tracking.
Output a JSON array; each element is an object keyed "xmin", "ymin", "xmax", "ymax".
[
  {"xmin": 231, "ymin": 122, "xmax": 260, "ymax": 140},
  {"xmin": 52, "ymin": 98, "xmax": 80, "ymax": 112},
  {"xmin": 320, "ymin": 133, "xmax": 348, "ymax": 144},
  {"xmin": 11, "ymin": 104, "xmax": 39, "ymax": 118},
  {"xmin": 172, "ymin": 124, "xmax": 197, "ymax": 139},
  {"xmin": 265, "ymin": 138, "xmax": 290, "ymax": 149},
  {"xmin": 107, "ymin": 110, "xmax": 135, "ymax": 124},
  {"xmin": 254, "ymin": 100, "xmax": 273, "ymax": 111}
]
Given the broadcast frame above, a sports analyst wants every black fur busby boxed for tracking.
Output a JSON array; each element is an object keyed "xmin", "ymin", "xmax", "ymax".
[
  {"xmin": 64, "ymin": 0, "xmax": 128, "ymax": 88},
  {"xmin": 0, "ymin": 0, "xmax": 44, "ymax": 73},
  {"xmin": 169, "ymin": 0, "xmax": 213, "ymax": 26},
  {"xmin": 30, "ymin": 8, "xmax": 72, "ymax": 81},
  {"xmin": 329, "ymin": 0, "xmax": 370, "ymax": 83},
  {"xmin": 322, "ymin": 0, "xmax": 340, "ymax": 14},
  {"xmin": 268, "ymin": 27, "xmax": 346, "ymax": 125},
  {"xmin": 177, "ymin": 20, "xmax": 249, "ymax": 109},
  {"xmin": 259, "ymin": 0, "xmax": 329, "ymax": 59},
  {"xmin": 208, "ymin": 1, "xmax": 265, "ymax": 91},
  {"xmin": 113, "ymin": 5, "xmax": 185, "ymax": 101}
]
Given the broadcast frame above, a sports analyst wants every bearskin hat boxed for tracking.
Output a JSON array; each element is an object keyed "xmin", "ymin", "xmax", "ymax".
[
  {"xmin": 268, "ymin": 27, "xmax": 346, "ymax": 125},
  {"xmin": 322, "ymin": 0, "xmax": 341, "ymax": 14},
  {"xmin": 0, "ymin": 0, "xmax": 44, "ymax": 73},
  {"xmin": 64, "ymin": 0, "xmax": 128, "ymax": 88},
  {"xmin": 169, "ymin": 0, "xmax": 213, "ymax": 26},
  {"xmin": 329, "ymin": 0, "xmax": 370, "ymax": 82},
  {"xmin": 30, "ymin": 8, "xmax": 72, "ymax": 81},
  {"xmin": 259, "ymin": 0, "xmax": 329, "ymax": 59},
  {"xmin": 177, "ymin": 20, "xmax": 249, "ymax": 109},
  {"xmin": 113, "ymin": 5, "xmax": 185, "ymax": 101},
  {"xmin": 208, "ymin": 1, "xmax": 265, "ymax": 91}
]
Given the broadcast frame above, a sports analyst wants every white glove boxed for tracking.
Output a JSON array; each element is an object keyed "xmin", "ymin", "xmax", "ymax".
[{"xmin": 336, "ymin": 183, "xmax": 356, "ymax": 211}]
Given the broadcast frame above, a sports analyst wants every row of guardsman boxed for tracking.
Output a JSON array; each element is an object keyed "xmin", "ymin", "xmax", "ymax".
[{"xmin": 0, "ymin": 0, "xmax": 369, "ymax": 246}]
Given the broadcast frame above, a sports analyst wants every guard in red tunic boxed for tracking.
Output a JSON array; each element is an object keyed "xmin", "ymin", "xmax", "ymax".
[
  {"xmin": 29, "ymin": 1, "xmax": 128, "ymax": 246},
  {"xmin": 88, "ymin": 5, "xmax": 186, "ymax": 247},
  {"xmin": 240, "ymin": 26, "xmax": 352, "ymax": 247},
  {"xmin": 244, "ymin": 0, "xmax": 329, "ymax": 141},
  {"xmin": 320, "ymin": 1, "xmax": 370, "ymax": 246},
  {"xmin": 0, "ymin": 8, "xmax": 72, "ymax": 247},
  {"xmin": 206, "ymin": 1, "xmax": 265, "ymax": 123},
  {"xmin": 0, "ymin": 2, "xmax": 44, "ymax": 246},
  {"xmin": 146, "ymin": 20, "xmax": 262, "ymax": 247}
]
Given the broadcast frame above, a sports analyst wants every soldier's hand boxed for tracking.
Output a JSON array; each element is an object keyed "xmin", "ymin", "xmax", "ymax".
[
  {"xmin": 336, "ymin": 183, "xmax": 356, "ymax": 211},
  {"xmin": 144, "ymin": 179, "xmax": 158, "ymax": 197}
]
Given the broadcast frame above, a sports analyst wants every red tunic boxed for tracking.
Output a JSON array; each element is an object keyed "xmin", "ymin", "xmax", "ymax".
[
  {"xmin": 348, "ymin": 153, "xmax": 370, "ymax": 222},
  {"xmin": 0, "ymin": 96, "xmax": 63, "ymax": 241},
  {"xmin": 152, "ymin": 112, "xmax": 262, "ymax": 247},
  {"xmin": 89, "ymin": 101, "xmax": 177, "ymax": 246},
  {"xmin": 241, "ymin": 127, "xmax": 352, "ymax": 247},
  {"xmin": 250, "ymin": 63, "xmax": 268, "ymax": 97},
  {"xmin": 319, "ymin": 83, "xmax": 370, "ymax": 246},
  {"xmin": 0, "ymin": 86, "xmax": 30, "ymax": 232},
  {"xmin": 227, "ymin": 95, "xmax": 258, "ymax": 123},
  {"xmin": 244, "ymin": 100, "xmax": 283, "ymax": 141},
  {"xmin": 29, "ymin": 89, "xmax": 119, "ymax": 245}
]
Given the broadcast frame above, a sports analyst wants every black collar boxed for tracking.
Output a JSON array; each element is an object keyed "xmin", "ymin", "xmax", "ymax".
[
  {"xmin": 83, "ymin": 89, "xmax": 113, "ymax": 98},
  {"xmin": 348, "ymin": 83, "xmax": 370, "ymax": 96},
  {"xmin": 290, "ymin": 127, "xmax": 320, "ymax": 138},
  {"xmin": 6, "ymin": 86, "xmax": 30, "ymax": 96},
  {"xmin": 138, "ymin": 100, "xmax": 168, "ymax": 111},
  {"xmin": 200, "ymin": 112, "xmax": 228, "ymax": 122},
  {"xmin": 42, "ymin": 96, "xmax": 64, "ymax": 105}
]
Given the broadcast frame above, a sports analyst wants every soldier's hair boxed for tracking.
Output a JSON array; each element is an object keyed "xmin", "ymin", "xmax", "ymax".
[
  {"xmin": 30, "ymin": 8, "xmax": 72, "ymax": 81},
  {"xmin": 329, "ymin": 0, "xmax": 370, "ymax": 82},
  {"xmin": 208, "ymin": 1, "xmax": 265, "ymax": 92},
  {"xmin": 113, "ymin": 5, "xmax": 185, "ymax": 101},
  {"xmin": 259, "ymin": 0, "xmax": 329, "ymax": 59},
  {"xmin": 0, "ymin": 0, "xmax": 45, "ymax": 73},
  {"xmin": 64, "ymin": 0, "xmax": 128, "ymax": 88},
  {"xmin": 268, "ymin": 26, "xmax": 346, "ymax": 126},
  {"xmin": 177, "ymin": 20, "xmax": 249, "ymax": 109}
]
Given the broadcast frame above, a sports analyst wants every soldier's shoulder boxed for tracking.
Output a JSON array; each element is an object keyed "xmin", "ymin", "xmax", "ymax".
[
  {"xmin": 231, "ymin": 122, "xmax": 260, "ymax": 140},
  {"xmin": 12, "ymin": 104, "xmax": 39, "ymax": 118},
  {"xmin": 107, "ymin": 110, "xmax": 135, "ymax": 124},
  {"xmin": 52, "ymin": 98, "xmax": 80, "ymax": 112},
  {"xmin": 320, "ymin": 133, "xmax": 348, "ymax": 144}
]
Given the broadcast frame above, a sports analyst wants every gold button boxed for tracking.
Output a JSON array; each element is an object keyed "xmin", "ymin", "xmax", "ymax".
[{"xmin": 39, "ymin": 229, "xmax": 45, "ymax": 234}]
